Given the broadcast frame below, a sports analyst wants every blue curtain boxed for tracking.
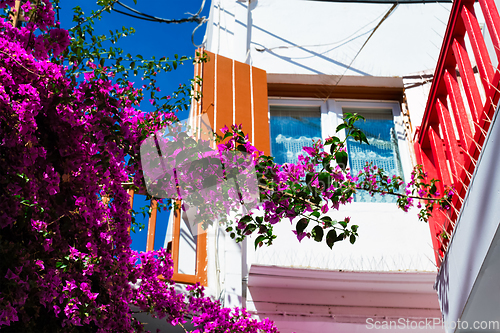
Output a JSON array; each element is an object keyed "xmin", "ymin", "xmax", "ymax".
[
  {"xmin": 270, "ymin": 106, "xmax": 322, "ymax": 166},
  {"xmin": 345, "ymin": 110, "xmax": 404, "ymax": 203}
]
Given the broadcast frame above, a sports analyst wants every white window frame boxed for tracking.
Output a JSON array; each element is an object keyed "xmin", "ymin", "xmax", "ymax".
[
  {"xmin": 267, "ymin": 98, "xmax": 328, "ymax": 157},
  {"xmin": 268, "ymin": 98, "xmax": 412, "ymax": 201},
  {"xmin": 328, "ymin": 99, "xmax": 412, "ymax": 183}
]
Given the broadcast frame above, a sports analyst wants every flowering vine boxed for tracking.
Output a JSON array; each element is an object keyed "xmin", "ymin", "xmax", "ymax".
[
  {"xmin": 162, "ymin": 114, "xmax": 454, "ymax": 250},
  {"xmin": 0, "ymin": 1, "xmax": 277, "ymax": 332},
  {"xmin": 0, "ymin": 1, "xmax": 453, "ymax": 332}
]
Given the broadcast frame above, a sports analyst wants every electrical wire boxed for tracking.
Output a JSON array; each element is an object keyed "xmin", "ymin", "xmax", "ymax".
[
  {"xmin": 112, "ymin": 9, "xmax": 161, "ymax": 22},
  {"xmin": 192, "ymin": 17, "xmax": 208, "ymax": 48},
  {"xmin": 341, "ymin": 4, "xmax": 398, "ymax": 76},
  {"xmin": 254, "ymin": 8, "xmax": 389, "ymax": 54},
  {"xmin": 313, "ymin": 3, "xmax": 398, "ymax": 101},
  {"xmin": 111, "ymin": 1, "xmax": 209, "ymax": 47},
  {"xmin": 328, "ymin": 3, "xmax": 397, "ymax": 88},
  {"xmin": 114, "ymin": 1, "xmax": 206, "ymax": 24}
]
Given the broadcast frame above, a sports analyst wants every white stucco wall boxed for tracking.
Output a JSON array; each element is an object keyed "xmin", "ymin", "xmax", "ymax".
[
  {"xmin": 247, "ymin": 203, "xmax": 436, "ymax": 273},
  {"xmin": 200, "ymin": 1, "xmax": 447, "ymax": 328},
  {"xmin": 205, "ymin": 0, "xmax": 452, "ymax": 77}
]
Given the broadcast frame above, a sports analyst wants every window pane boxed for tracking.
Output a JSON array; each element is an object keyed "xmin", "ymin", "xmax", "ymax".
[
  {"xmin": 270, "ymin": 105, "xmax": 322, "ymax": 165},
  {"xmin": 154, "ymin": 206, "xmax": 170, "ymax": 251},
  {"xmin": 177, "ymin": 211, "xmax": 197, "ymax": 275},
  {"xmin": 343, "ymin": 108, "xmax": 404, "ymax": 203},
  {"xmin": 130, "ymin": 194, "xmax": 149, "ymax": 252}
]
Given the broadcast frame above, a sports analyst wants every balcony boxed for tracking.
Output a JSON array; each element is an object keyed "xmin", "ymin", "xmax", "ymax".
[
  {"xmin": 416, "ymin": 0, "xmax": 500, "ymax": 330},
  {"xmin": 415, "ymin": 0, "xmax": 500, "ymax": 263}
]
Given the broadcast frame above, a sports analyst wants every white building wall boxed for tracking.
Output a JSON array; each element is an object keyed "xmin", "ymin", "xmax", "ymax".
[
  {"xmin": 248, "ymin": 204, "xmax": 436, "ymax": 273},
  {"xmin": 201, "ymin": 1, "xmax": 450, "ymax": 330},
  {"xmin": 206, "ymin": 0, "xmax": 452, "ymax": 77}
]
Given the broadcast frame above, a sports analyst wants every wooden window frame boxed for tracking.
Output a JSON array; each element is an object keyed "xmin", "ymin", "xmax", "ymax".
[
  {"xmin": 128, "ymin": 190, "xmax": 207, "ymax": 286},
  {"xmin": 171, "ymin": 201, "xmax": 207, "ymax": 285}
]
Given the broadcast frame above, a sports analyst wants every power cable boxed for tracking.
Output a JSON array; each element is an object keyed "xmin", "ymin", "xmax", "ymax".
[
  {"xmin": 318, "ymin": 3, "xmax": 398, "ymax": 101},
  {"xmin": 112, "ymin": 1, "xmax": 208, "ymax": 47},
  {"xmin": 307, "ymin": 0, "xmax": 452, "ymax": 3},
  {"xmin": 332, "ymin": 3, "xmax": 398, "ymax": 85},
  {"xmin": 192, "ymin": 18, "xmax": 208, "ymax": 48},
  {"xmin": 114, "ymin": 1, "xmax": 206, "ymax": 24},
  {"xmin": 255, "ymin": 8, "xmax": 387, "ymax": 54}
]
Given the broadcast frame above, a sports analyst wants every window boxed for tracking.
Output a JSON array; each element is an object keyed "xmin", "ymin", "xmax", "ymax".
[
  {"xmin": 128, "ymin": 190, "xmax": 207, "ymax": 285},
  {"xmin": 342, "ymin": 107, "xmax": 404, "ymax": 203},
  {"xmin": 270, "ymin": 105, "xmax": 322, "ymax": 165},
  {"xmin": 129, "ymin": 191, "xmax": 170, "ymax": 253},
  {"xmin": 268, "ymin": 99, "xmax": 410, "ymax": 204}
]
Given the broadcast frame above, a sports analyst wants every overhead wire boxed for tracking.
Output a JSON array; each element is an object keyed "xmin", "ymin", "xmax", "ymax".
[
  {"xmin": 338, "ymin": 3, "xmax": 398, "ymax": 78},
  {"xmin": 111, "ymin": 0, "xmax": 208, "ymax": 47},
  {"xmin": 317, "ymin": 3, "xmax": 398, "ymax": 102},
  {"xmin": 326, "ymin": 3, "xmax": 398, "ymax": 90},
  {"xmin": 255, "ymin": 8, "xmax": 389, "ymax": 54},
  {"xmin": 114, "ymin": 1, "xmax": 206, "ymax": 24}
]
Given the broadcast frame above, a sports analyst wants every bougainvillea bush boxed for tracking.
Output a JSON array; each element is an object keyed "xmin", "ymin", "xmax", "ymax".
[
  {"xmin": 0, "ymin": 1, "xmax": 279, "ymax": 332},
  {"xmin": 0, "ymin": 1, "xmax": 453, "ymax": 332}
]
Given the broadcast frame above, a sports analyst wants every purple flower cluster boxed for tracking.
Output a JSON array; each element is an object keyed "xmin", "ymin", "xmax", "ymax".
[
  {"xmin": 217, "ymin": 128, "xmax": 453, "ymax": 247},
  {"xmin": 0, "ymin": 2, "xmax": 278, "ymax": 332}
]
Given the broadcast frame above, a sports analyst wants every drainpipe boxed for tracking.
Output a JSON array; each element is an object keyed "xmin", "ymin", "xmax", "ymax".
[
  {"xmin": 243, "ymin": 0, "xmax": 254, "ymax": 308},
  {"xmin": 242, "ymin": 237, "xmax": 248, "ymax": 308},
  {"xmin": 245, "ymin": 0, "xmax": 252, "ymax": 65}
]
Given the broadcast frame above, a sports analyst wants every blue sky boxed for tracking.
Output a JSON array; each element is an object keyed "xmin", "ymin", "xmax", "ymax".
[
  {"xmin": 60, "ymin": 0, "xmax": 211, "ymax": 121},
  {"xmin": 59, "ymin": 1, "xmax": 211, "ymax": 251}
]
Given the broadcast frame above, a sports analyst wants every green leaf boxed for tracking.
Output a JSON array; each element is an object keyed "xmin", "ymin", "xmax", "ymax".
[
  {"xmin": 321, "ymin": 216, "xmax": 335, "ymax": 227},
  {"xmin": 320, "ymin": 216, "xmax": 333, "ymax": 223},
  {"xmin": 296, "ymin": 218, "xmax": 309, "ymax": 234},
  {"xmin": 305, "ymin": 173, "xmax": 314, "ymax": 186},
  {"xmin": 239, "ymin": 215, "xmax": 253, "ymax": 224},
  {"xmin": 244, "ymin": 223, "xmax": 257, "ymax": 235},
  {"xmin": 350, "ymin": 234, "xmax": 356, "ymax": 244},
  {"xmin": 430, "ymin": 183, "xmax": 437, "ymax": 195},
  {"xmin": 324, "ymin": 136, "xmax": 340, "ymax": 146},
  {"xmin": 335, "ymin": 151, "xmax": 348, "ymax": 170},
  {"xmin": 203, "ymin": 174, "xmax": 218, "ymax": 188},
  {"xmin": 311, "ymin": 211, "xmax": 321, "ymax": 218},
  {"xmin": 326, "ymin": 229, "xmax": 337, "ymax": 249},
  {"xmin": 330, "ymin": 143, "xmax": 337, "ymax": 155},
  {"xmin": 358, "ymin": 131, "xmax": 369, "ymax": 145},
  {"xmin": 336, "ymin": 123, "xmax": 347, "ymax": 132},
  {"xmin": 318, "ymin": 172, "xmax": 332, "ymax": 189},
  {"xmin": 255, "ymin": 235, "xmax": 266, "ymax": 249},
  {"xmin": 344, "ymin": 112, "xmax": 354, "ymax": 120},
  {"xmin": 311, "ymin": 225, "xmax": 324, "ymax": 242},
  {"xmin": 237, "ymin": 145, "xmax": 247, "ymax": 153}
]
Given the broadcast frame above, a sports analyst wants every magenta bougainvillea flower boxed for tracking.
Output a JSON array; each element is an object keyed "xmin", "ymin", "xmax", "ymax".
[{"xmin": 0, "ymin": 2, "xmax": 278, "ymax": 332}]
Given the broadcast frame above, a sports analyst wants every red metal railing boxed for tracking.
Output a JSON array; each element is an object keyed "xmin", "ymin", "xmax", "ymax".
[{"xmin": 415, "ymin": 0, "xmax": 500, "ymax": 265}]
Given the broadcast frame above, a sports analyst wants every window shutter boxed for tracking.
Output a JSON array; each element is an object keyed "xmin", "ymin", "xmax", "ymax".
[{"xmin": 196, "ymin": 49, "xmax": 270, "ymax": 155}]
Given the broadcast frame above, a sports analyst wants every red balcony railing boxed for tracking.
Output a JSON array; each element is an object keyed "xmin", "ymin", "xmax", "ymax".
[{"xmin": 415, "ymin": 0, "xmax": 500, "ymax": 265}]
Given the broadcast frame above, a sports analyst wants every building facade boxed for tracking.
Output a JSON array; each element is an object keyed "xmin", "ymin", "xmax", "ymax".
[{"xmin": 136, "ymin": 0, "xmax": 500, "ymax": 331}]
